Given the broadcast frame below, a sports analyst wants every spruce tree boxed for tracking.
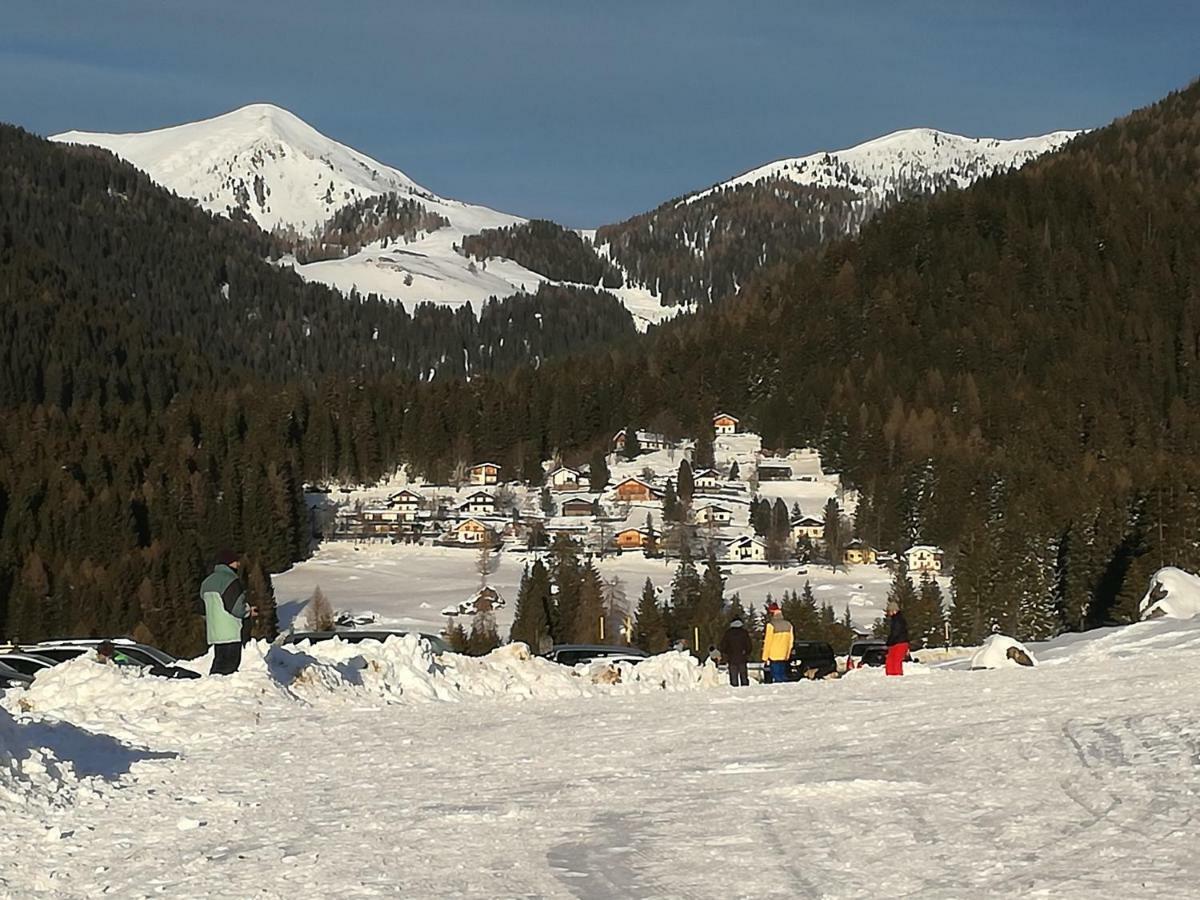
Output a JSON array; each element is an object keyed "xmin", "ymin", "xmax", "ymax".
[
  {"xmin": 573, "ymin": 564, "xmax": 606, "ymax": 643},
  {"xmin": 468, "ymin": 610, "xmax": 501, "ymax": 655},
  {"xmin": 589, "ymin": 449, "xmax": 610, "ymax": 492},
  {"xmin": 677, "ymin": 459, "xmax": 695, "ymax": 507},
  {"xmin": 622, "ymin": 428, "xmax": 641, "ymax": 460},
  {"xmin": 549, "ymin": 534, "xmax": 581, "ymax": 642},
  {"xmin": 823, "ymin": 497, "xmax": 844, "ymax": 570},
  {"xmin": 633, "ymin": 578, "xmax": 669, "ymax": 653}
]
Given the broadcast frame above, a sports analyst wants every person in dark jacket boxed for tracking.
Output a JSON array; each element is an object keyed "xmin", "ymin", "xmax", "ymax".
[
  {"xmin": 718, "ymin": 618, "xmax": 752, "ymax": 687},
  {"xmin": 885, "ymin": 599, "xmax": 910, "ymax": 676},
  {"xmin": 197, "ymin": 549, "xmax": 257, "ymax": 675}
]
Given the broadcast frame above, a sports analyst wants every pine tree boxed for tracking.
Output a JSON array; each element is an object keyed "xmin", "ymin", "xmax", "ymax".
[
  {"xmin": 510, "ymin": 562, "xmax": 553, "ymax": 650},
  {"xmin": 823, "ymin": 497, "xmax": 844, "ymax": 570},
  {"xmin": 468, "ymin": 609, "xmax": 500, "ymax": 655},
  {"xmin": 445, "ymin": 619, "xmax": 470, "ymax": 653},
  {"xmin": 909, "ymin": 573, "xmax": 946, "ymax": 649},
  {"xmin": 573, "ymin": 564, "xmax": 606, "ymax": 642},
  {"xmin": 669, "ymin": 542, "xmax": 701, "ymax": 636},
  {"xmin": 693, "ymin": 429, "xmax": 715, "ymax": 469},
  {"xmin": 695, "ymin": 550, "xmax": 726, "ymax": 650},
  {"xmin": 622, "ymin": 428, "xmax": 641, "ymax": 460},
  {"xmin": 663, "ymin": 479, "xmax": 680, "ymax": 523},
  {"xmin": 677, "ymin": 459, "xmax": 694, "ymax": 507},
  {"xmin": 589, "ymin": 449, "xmax": 610, "ymax": 492},
  {"xmin": 304, "ymin": 585, "xmax": 336, "ymax": 631},
  {"xmin": 633, "ymin": 578, "xmax": 669, "ymax": 653},
  {"xmin": 549, "ymin": 534, "xmax": 582, "ymax": 642}
]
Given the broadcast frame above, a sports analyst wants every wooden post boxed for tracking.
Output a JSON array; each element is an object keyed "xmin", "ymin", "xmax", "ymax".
[{"xmin": 599, "ymin": 615, "xmax": 605, "ymax": 642}]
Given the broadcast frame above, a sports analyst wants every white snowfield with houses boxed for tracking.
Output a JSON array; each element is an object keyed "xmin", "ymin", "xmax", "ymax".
[
  {"xmin": 4, "ymin": 606, "xmax": 1200, "ymax": 896},
  {"xmin": 51, "ymin": 105, "xmax": 1073, "ymax": 330},
  {"xmin": 279, "ymin": 415, "xmax": 942, "ymax": 635}
]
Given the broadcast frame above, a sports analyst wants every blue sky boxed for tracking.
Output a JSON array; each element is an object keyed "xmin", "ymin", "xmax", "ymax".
[{"xmin": 2, "ymin": 1, "xmax": 1197, "ymax": 226}]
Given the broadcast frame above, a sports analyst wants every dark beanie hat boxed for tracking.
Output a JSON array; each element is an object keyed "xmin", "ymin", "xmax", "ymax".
[{"xmin": 215, "ymin": 548, "xmax": 238, "ymax": 566}]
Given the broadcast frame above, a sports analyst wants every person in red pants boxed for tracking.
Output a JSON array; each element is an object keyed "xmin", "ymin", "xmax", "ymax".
[{"xmin": 885, "ymin": 600, "xmax": 909, "ymax": 676}]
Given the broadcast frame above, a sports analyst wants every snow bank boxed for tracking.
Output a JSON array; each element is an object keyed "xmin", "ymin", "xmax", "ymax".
[
  {"xmin": 1139, "ymin": 567, "xmax": 1200, "ymax": 620},
  {"xmin": 0, "ymin": 706, "xmax": 80, "ymax": 807},
  {"xmin": 6, "ymin": 638, "xmax": 722, "ymax": 750},
  {"xmin": 969, "ymin": 635, "xmax": 1038, "ymax": 670}
]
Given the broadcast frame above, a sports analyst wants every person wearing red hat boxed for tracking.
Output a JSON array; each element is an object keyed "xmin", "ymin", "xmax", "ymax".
[
  {"xmin": 760, "ymin": 601, "xmax": 794, "ymax": 683},
  {"xmin": 197, "ymin": 549, "xmax": 257, "ymax": 675}
]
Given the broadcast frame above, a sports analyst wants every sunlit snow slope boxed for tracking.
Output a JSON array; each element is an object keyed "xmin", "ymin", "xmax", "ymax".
[
  {"xmin": 690, "ymin": 126, "xmax": 1080, "ymax": 203},
  {"xmin": 51, "ymin": 104, "xmax": 547, "ymax": 312}
]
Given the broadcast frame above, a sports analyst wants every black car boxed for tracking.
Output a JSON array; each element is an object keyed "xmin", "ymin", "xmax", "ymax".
[{"xmin": 763, "ymin": 641, "xmax": 838, "ymax": 682}]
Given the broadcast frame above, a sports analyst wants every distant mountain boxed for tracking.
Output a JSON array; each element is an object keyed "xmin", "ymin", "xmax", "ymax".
[
  {"xmin": 594, "ymin": 127, "xmax": 1079, "ymax": 307},
  {"xmin": 694, "ymin": 127, "xmax": 1078, "ymax": 202},
  {"xmin": 51, "ymin": 104, "xmax": 555, "ymax": 315},
  {"xmin": 54, "ymin": 107, "xmax": 1078, "ymax": 318}
]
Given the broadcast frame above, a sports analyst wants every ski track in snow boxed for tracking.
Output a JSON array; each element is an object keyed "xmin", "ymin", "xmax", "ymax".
[{"xmin": 3, "ymin": 622, "xmax": 1200, "ymax": 898}]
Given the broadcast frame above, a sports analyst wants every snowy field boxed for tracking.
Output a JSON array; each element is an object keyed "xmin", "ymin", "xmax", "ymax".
[
  {"xmin": 3, "ymin": 619, "xmax": 1200, "ymax": 898},
  {"xmin": 273, "ymin": 541, "xmax": 905, "ymax": 635},
  {"xmin": 279, "ymin": 433, "xmax": 892, "ymax": 636}
]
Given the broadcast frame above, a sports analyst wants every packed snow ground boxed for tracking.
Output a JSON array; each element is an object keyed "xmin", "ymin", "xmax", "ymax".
[{"xmin": 3, "ymin": 620, "xmax": 1200, "ymax": 898}]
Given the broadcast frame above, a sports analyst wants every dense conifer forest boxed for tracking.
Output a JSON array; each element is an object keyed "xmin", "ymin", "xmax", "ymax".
[
  {"xmin": 4, "ymin": 80, "xmax": 1200, "ymax": 652},
  {"xmin": 0, "ymin": 126, "xmax": 633, "ymax": 651},
  {"xmin": 462, "ymin": 219, "xmax": 623, "ymax": 288}
]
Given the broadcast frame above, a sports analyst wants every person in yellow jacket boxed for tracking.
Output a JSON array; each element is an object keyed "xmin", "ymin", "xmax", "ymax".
[{"xmin": 761, "ymin": 601, "xmax": 794, "ymax": 683}]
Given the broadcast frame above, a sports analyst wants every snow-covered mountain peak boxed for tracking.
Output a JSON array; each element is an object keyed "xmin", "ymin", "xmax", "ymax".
[
  {"xmin": 51, "ymin": 103, "xmax": 516, "ymax": 236},
  {"xmin": 690, "ymin": 126, "xmax": 1081, "ymax": 203}
]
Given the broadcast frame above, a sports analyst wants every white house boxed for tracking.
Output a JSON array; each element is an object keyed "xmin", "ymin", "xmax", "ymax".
[
  {"xmin": 713, "ymin": 412, "xmax": 740, "ymax": 435},
  {"xmin": 726, "ymin": 535, "xmax": 767, "ymax": 562},
  {"xmin": 905, "ymin": 545, "xmax": 945, "ymax": 574},
  {"xmin": 696, "ymin": 503, "xmax": 734, "ymax": 526},
  {"xmin": 468, "ymin": 462, "xmax": 501, "ymax": 486},
  {"xmin": 387, "ymin": 489, "xmax": 423, "ymax": 520},
  {"xmin": 548, "ymin": 466, "xmax": 583, "ymax": 491},
  {"xmin": 693, "ymin": 468, "xmax": 722, "ymax": 491},
  {"xmin": 460, "ymin": 491, "xmax": 496, "ymax": 516},
  {"xmin": 611, "ymin": 429, "xmax": 673, "ymax": 454},
  {"xmin": 791, "ymin": 515, "xmax": 825, "ymax": 544}
]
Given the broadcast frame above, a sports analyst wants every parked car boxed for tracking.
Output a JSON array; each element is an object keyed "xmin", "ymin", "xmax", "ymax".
[
  {"xmin": 284, "ymin": 630, "xmax": 451, "ymax": 655},
  {"xmin": 36, "ymin": 639, "xmax": 177, "ymax": 669},
  {"xmin": 0, "ymin": 660, "xmax": 34, "ymax": 689},
  {"xmin": 0, "ymin": 651, "xmax": 57, "ymax": 678},
  {"xmin": 543, "ymin": 644, "xmax": 649, "ymax": 667},
  {"xmin": 846, "ymin": 638, "xmax": 888, "ymax": 670}
]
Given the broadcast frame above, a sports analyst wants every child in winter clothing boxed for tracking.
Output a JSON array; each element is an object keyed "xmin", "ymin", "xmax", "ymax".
[{"xmin": 761, "ymin": 603, "xmax": 794, "ymax": 683}]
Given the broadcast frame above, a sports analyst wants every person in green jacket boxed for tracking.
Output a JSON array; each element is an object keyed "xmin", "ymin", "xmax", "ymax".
[{"xmin": 198, "ymin": 549, "xmax": 257, "ymax": 675}]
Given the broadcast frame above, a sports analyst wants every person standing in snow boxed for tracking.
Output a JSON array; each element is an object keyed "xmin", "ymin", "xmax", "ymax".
[
  {"xmin": 718, "ymin": 618, "xmax": 752, "ymax": 687},
  {"xmin": 885, "ymin": 599, "xmax": 910, "ymax": 676},
  {"xmin": 198, "ymin": 549, "xmax": 256, "ymax": 675},
  {"xmin": 760, "ymin": 602, "xmax": 794, "ymax": 684}
]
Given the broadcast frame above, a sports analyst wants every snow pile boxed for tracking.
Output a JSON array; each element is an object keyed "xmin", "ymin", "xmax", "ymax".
[
  {"xmin": 7, "ymin": 638, "xmax": 722, "ymax": 750},
  {"xmin": 0, "ymin": 706, "xmax": 80, "ymax": 807},
  {"xmin": 969, "ymin": 635, "xmax": 1038, "ymax": 670},
  {"xmin": 1139, "ymin": 567, "xmax": 1200, "ymax": 620}
]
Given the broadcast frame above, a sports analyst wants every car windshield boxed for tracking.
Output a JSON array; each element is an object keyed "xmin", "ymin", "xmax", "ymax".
[
  {"xmin": 34, "ymin": 647, "xmax": 87, "ymax": 662},
  {"xmin": 0, "ymin": 657, "xmax": 49, "ymax": 676}
]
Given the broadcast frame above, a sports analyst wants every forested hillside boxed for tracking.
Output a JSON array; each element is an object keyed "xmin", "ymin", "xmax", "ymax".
[
  {"xmin": 596, "ymin": 179, "xmax": 861, "ymax": 306},
  {"xmin": 0, "ymin": 127, "xmax": 633, "ymax": 651},
  {"xmin": 391, "ymin": 80, "xmax": 1200, "ymax": 641},
  {"xmin": 462, "ymin": 219, "xmax": 622, "ymax": 288}
]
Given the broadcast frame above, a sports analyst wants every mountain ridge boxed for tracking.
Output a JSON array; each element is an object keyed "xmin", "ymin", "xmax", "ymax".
[{"xmin": 52, "ymin": 104, "xmax": 1078, "ymax": 317}]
